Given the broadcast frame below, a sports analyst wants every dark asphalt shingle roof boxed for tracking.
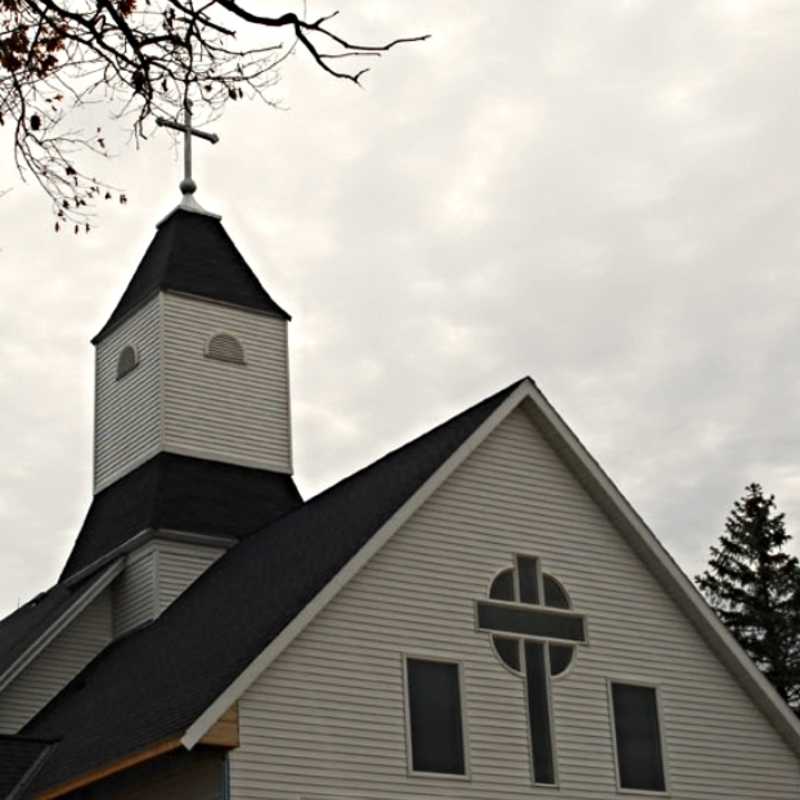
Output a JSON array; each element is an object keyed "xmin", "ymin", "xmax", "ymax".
[
  {"xmin": 0, "ymin": 736, "xmax": 53, "ymax": 799},
  {"xmin": 61, "ymin": 453, "xmax": 303, "ymax": 581},
  {"xmin": 0, "ymin": 579, "xmax": 100, "ymax": 685},
  {"xmin": 93, "ymin": 209, "xmax": 290, "ymax": 343},
  {"xmin": 25, "ymin": 379, "xmax": 523, "ymax": 794}
]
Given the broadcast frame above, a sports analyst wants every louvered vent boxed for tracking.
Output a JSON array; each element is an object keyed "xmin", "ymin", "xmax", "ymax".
[
  {"xmin": 207, "ymin": 333, "xmax": 245, "ymax": 364},
  {"xmin": 116, "ymin": 345, "xmax": 138, "ymax": 380}
]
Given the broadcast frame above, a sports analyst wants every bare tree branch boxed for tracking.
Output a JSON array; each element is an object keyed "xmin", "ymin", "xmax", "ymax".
[{"xmin": 0, "ymin": 1, "xmax": 428, "ymax": 227}]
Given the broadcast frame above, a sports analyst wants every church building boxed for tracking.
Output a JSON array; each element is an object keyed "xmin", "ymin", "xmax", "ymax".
[{"xmin": 1, "ymin": 143, "xmax": 800, "ymax": 799}]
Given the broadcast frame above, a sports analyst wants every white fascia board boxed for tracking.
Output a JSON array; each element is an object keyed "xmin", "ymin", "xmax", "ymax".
[
  {"xmin": 0, "ymin": 559, "xmax": 124, "ymax": 693},
  {"xmin": 180, "ymin": 379, "xmax": 534, "ymax": 749},
  {"xmin": 519, "ymin": 385, "xmax": 800, "ymax": 756}
]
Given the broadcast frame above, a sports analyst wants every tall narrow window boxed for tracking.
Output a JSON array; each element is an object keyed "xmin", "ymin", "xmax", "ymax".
[
  {"xmin": 116, "ymin": 345, "xmax": 138, "ymax": 380},
  {"xmin": 610, "ymin": 682, "xmax": 667, "ymax": 792},
  {"xmin": 206, "ymin": 333, "xmax": 245, "ymax": 364},
  {"xmin": 404, "ymin": 657, "xmax": 466, "ymax": 776}
]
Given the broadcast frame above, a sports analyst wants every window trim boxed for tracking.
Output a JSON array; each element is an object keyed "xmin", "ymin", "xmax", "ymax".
[
  {"xmin": 401, "ymin": 653, "xmax": 471, "ymax": 781},
  {"xmin": 115, "ymin": 344, "xmax": 139, "ymax": 381},
  {"xmin": 606, "ymin": 678, "xmax": 671, "ymax": 796},
  {"xmin": 204, "ymin": 331, "xmax": 246, "ymax": 365}
]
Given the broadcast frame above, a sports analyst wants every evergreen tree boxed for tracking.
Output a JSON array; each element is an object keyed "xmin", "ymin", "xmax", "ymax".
[{"xmin": 697, "ymin": 483, "xmax": 800, "ymax": 712}]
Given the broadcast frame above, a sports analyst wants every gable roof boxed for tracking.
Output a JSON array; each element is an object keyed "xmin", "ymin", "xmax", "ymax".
[
  {"xmin": 180, "ymin": 379, "xmax": 800, "ymax": 757},
  {"xmin": 60, "ymin": 453, "xmax": 303, "ymax": 582},
  {"xmin": 0, "ymin": 736, "xmax": 53, "ymax": 800},
  {"xmin": 0, "ymin": 562, "xmax": 122, "ymax": 693},
  {"xmin": 92, "ymin": 209, "xmax": 290, "ymax": 344},
  {"xmin": 23, "ymin": 379, "xmax": 524, "ymax": 796}
]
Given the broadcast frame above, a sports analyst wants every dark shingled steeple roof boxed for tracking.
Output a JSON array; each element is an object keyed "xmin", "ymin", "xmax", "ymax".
[
  {"xmin": 24, "ymin": 380, "xmax": 525, "ymax": 795},
  {"xmin": 93, "ymin": 209, "xmax": 290, "ymax": 343},
  {"xmin": 60, "ymin": 453, "xmax": 303, "ymax": 582}
]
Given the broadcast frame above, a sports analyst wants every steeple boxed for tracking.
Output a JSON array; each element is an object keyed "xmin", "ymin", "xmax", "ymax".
[{"xmin": 92, "ymin": 210, "xmax": 292, "ymax": 494}]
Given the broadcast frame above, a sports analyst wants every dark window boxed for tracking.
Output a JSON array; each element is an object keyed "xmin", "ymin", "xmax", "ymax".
[
  {"xmin": 207, "ymin": 333, "xmax": 245, "ymax": 364},
  {"xmin": 406, "ymin": 658, "xmax": 466, "ymax": 775},
  {"xmin": 549, "ymin": 644, "xmax": 573, "ymax": 677},
  {"xmin": 516, "ymin": 555, "xmax": 541, "ymax": 604},
  {"xmin": 477, "ymin": 600, "xmax": 586, "ymax": 642},
  {"xmin": 493, "ymin": 636, "xmax": 521, "ymax": 672},
  {"xmin": 543, "ymin": 574, "xmax": 570, "ymax": 609},
  {"xmin": 490, "ymin": 568, "xmax": 515, "ymax": 602},
  {"xmin": 116, "ymin": 345, "xmax": 138, "ymax": 380},
  {"xmin": 611, "ymin": 683, "xmax": 666, "ymax": 792},
  {"xmin": 525, "ymin": 641, "xmax": 556, "ymax": 784}
]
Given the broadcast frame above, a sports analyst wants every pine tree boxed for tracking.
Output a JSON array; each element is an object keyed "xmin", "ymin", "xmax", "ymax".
[{"xmin": 697, "ymin": 483, "xmax": 800, "ymax": 712}]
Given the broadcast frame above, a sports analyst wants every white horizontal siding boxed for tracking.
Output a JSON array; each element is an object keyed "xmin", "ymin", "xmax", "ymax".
[
  {"xmin": 94, "ymin": 294, "xmax": 162, "ymax": 492},
  {"xmin": 230, "ymin": 407, "xmax": 800, "ymax": 799},
  {"xmin": 155, "ymin": 539, "xmax": 226, "ymax": 613},
  {"xmin": 113, "ymin": 547, "xmax": 157, "ymax": 638},
  {"xmin": 162, "ymin": 293, "xmax": 291, "ymax": 473},
  {"xmin": 0, "ymin": 590, "xmax": 112, "ymax": 734}
]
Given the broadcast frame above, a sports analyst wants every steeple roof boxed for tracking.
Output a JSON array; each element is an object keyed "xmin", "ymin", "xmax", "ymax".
[
  {"xmin": 60, "ymin": 453, "xmax": 303, "ymax": 582},
  {"xmin": 93, "ymin": 209, "xmax": 290, "ymax": 343}
]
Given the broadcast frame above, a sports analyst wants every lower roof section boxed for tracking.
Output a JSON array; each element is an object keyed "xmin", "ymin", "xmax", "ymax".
[
  {"xmin": 24, "ymin": 380, "xmax": 523, "ymax": 796},
  {"xmin": 0, "ymin": 562, "xmax": 121, "ymax": 694},
  {"xmin": 0, "ymin": 735, "xmax": 53, "ymax": 799},
  {"xmin": 60, "ymin": 453, "xmax": 303, "ymax": 582}
]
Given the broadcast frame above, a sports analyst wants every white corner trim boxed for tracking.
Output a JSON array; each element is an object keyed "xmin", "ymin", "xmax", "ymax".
[
  {"xmin": 520, "ymin": 384, "xmax": 800, "ymax": 756},
  {"xmin": 180, "ymin": 380, "xmax": 533, "ymax": 749},
  {"xmin": 0, "ymin": 559, "xmax": 124, "ymax": 693}
]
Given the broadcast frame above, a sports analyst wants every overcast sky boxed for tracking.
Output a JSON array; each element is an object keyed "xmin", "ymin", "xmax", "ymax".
[{"xmin": 1, "ymin": 0, "xmax": 799, "ymax": 617}]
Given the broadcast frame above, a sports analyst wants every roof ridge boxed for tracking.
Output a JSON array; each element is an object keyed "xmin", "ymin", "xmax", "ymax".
[{"xmin": 270, "ymin": 377, "xmax": 530, "ymax": 521}]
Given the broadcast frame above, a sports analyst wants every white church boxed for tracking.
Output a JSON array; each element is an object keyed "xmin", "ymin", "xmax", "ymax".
[{"xmin": 1, "ymin": 121, "xmax": 799, "ymax": 799}]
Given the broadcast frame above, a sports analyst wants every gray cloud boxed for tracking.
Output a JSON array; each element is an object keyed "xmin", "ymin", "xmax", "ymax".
[{"xmin": 1, "ymin": 0, "xmax": 799, "ymax": 615}]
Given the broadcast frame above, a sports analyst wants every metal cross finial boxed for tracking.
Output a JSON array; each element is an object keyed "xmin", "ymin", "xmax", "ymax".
[{"xmin": 156, "ymin": 100, "xmax": 219, "ymax": 207}]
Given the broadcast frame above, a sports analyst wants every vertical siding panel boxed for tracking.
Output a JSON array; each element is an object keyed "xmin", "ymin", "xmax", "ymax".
[
  {"xmin": 0, "ymin": 591, "xmax": 112, "ymax": 734},
  {"xmin": 229, "ymin": 408, "xmax": 800, "ymax": 800},
  {"xmin": 94, "ymin": 294, "xmax": 162, "ymax": 492},
  {"xmin": 113, "ymin": 547, "xmax": 157, "ymax": 637},
  {"xmin": 161, "ymin": 293, "xmax": 291, "ymax": 473}
]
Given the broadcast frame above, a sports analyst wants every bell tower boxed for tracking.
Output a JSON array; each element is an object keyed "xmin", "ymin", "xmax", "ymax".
[
  {"xmin": 92, "ymin": 105, "xmax": 292, "ymax": 493},
  {"xmin": 92, "ymin": 207, "xmax": 292, "ymax": 493},
  {"xmin": 59, "ymin": 106, "xmax": 300, "ymax": 587}
]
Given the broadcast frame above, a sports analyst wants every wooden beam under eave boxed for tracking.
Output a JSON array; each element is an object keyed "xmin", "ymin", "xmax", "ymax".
[
  {"xmin": 199, "ymin": 702, "xmax": 239, "ymax": 748},
  {"xmin": 35, "ymin": 738, "xmax": 183, "ymax": 800},
  {"xmin": 34, "ymin": 704, "xmax": 240, "ymax": 799}
]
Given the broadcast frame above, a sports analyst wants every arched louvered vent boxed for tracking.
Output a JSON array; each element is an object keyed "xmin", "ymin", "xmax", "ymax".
[
  {"xmin": 116, "ymin": 345, "xmax": 138, "ymax": 380},
  {"xmin": 206, "ymin": 333, "xmax": 245, "ymax": 365}
]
